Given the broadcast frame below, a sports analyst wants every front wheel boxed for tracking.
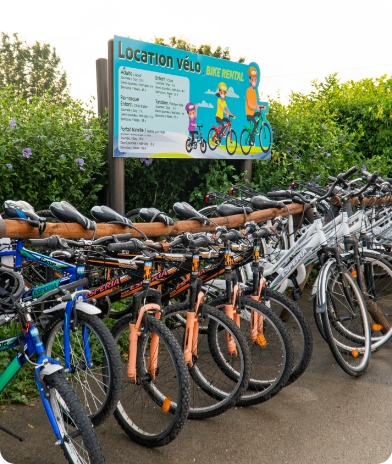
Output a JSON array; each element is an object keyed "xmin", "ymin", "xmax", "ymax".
[
  {"xmin": 200, "ymin": 139, "xmax": 207, "ymax": 153},
  {"xmin": 111, "ymin": 314, "xmax": 190, "ymax": 447},
  {"xmin": 44, "ymin": 372, "xmax": 105, "ymax": 464},
  {"xmin": 321, "ymin": 265, "xmax": 371, "ymax": 376},
  {"xmin": 259, "ymin": 122, "xmax": 272, "ymax": 153},
  {"xmin": 208, "ymin": 128, "xmax": 218, "ymax": 150},
  {"xmin": 185, "ymin": 138, "xmax": 192, "ymax": 153},
  {"xmin": 226, "ymin": 129, "xmax": 237, "ymax": 155},
  {"xmin": 240, "ymin": 129, "xmax": 251, "ymax": 155}
]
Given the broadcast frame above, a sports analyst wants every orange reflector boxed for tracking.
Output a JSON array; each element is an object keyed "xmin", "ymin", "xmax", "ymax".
[
  {"xmin": 372, "ymin": 324, "xmax": 383, "ymax": 331},
  {"xmin": 351, "ymin": 270, "xmax": 357, "ymax": 278},
  {"xmin": 256, "ymin": 334, "xmax": 267, "ymax": 348},
  {"xmin": 162, "ymin": 397, "xmax": 171, "ymax": 413},
  {"xmin": 351, "ymin": 349, "xmax": 359, "ymax": 358}
]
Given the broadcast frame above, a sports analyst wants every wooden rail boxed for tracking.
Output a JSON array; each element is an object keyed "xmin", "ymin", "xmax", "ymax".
[
  {"xmin": 0, "ymin": 203, "xmax": 305, "ymax": 240},
  {"xmin": 330, "ymin": 195, "xmax": 392, "ymax": 207}
]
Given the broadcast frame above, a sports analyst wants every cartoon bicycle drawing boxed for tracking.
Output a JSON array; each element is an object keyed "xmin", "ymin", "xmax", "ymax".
[
  {"xmin": 208, "ymin": 116, "xmax": 237, "ymax": 155},
  {"xmin": 185, "ymin": 124, "xmax": 207, "ymax": 153},
  {"xmin": 240, "ymin": 105, "xmax": 272, "ymax": 155}
]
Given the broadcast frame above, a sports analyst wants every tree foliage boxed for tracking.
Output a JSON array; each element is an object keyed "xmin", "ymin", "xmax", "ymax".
[{"xmin": 0, "ymin": 33, "xmax": 68, "ymax": 100}]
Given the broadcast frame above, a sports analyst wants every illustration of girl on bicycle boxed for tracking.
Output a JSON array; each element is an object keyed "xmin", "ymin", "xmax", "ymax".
[
  {"xmin": 185, "ymin": 102, "xmax": 199, "ymax": 145},
  {"xmin": 215, "ymin": 82, "xmax": 235, "ymax": 133}
]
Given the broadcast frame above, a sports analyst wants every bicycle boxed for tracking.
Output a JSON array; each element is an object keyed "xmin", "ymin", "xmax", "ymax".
[
  {"xmin": 240, "ymin": 106, "xmax": 272, "ymax": 155},
  {"xmin": 208, "ymin": 115, "xmax": 237, "ymax": 155},
  {"xmin": 185, "ymin": 125, "xmax": 207, "ymax": 154},
  {"xmin": 0, "ymin": 269, "xmax": 105, "ymax": 463}
]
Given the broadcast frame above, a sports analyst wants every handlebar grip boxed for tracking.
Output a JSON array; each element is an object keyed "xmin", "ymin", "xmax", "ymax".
[
  {"xmin": 35, "ymin": 278, "xmax": 89, "ymax": 303},
  {"xmin": 107, "ymin": 241, "xmax": 140, "ymax": 253},
  {"xmin": 341, "ymin": 166, "xmax": 359, "ymax": 180},
  {"xmin": 221, "ymin": 230, "xmax": 244, "ymax": 242},
  {"xmin": 328, "ymin": 176, "xmax": 337, "ymax": 182},
  {"xmin": 29, "ymin": 235, "xmax": 61, "ymax": 249},
  {"xmin": 368, "ymin": 171, "xmax": 379, "ymax": 184},
  {"xmin": 384, "ymin": 178, "xmax": 392, "ymax": 184},
  {"xmin": 254, "ymin": 227, "xmax": 274, "ymax": 239},
  {"xmin": 267, "ymin": 190, "xmax": 289, "ymax": 198},
  {"xmin": 189, "ymin": 235, "xmax": 211, "ymax": 248}
]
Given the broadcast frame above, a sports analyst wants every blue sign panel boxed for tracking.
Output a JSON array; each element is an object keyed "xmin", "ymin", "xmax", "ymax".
[{"xmin": 113, "ymin": 36, "xmax": 272, "ymax": 159}]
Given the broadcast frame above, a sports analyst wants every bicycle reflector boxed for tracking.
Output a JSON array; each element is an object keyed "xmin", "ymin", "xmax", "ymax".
[
  {"xmin": 205, "ymin": 194, "xmax": 210, "ymax": 204},
  {"xmin": 229, "ymin": 187, "xmax": 234, "ymax": 196}
]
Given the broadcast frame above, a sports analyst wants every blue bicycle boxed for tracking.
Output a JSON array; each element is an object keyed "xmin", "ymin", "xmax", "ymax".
[
  {"xmin": 0, "ymin": 269, "xmax": 105, "ymax": 463},
  {"xmin": 0, "ymin": 200, "xmax": 123, "ymax": 427}
]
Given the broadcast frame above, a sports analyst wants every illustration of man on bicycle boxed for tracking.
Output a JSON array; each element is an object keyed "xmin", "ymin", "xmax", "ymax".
[
  {"xmin": 246, "ymin": 67, "xmax": 266, "ymax": 146},
  {"xmin": 215, "ymin": 82, "xmax": 235, "ymax": 135}
]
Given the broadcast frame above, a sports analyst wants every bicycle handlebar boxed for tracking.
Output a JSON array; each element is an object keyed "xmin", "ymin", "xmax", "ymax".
[{"xmin": 35, "ymin": 278, "xmax": 89, "ymax": 304}]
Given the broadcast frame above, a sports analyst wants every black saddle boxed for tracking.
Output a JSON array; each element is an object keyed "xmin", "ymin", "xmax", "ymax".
[
  {"xmin": 50, "ymin": 201, "xmax": 95, "ymax": 230},
  {"xmin": 3, "ymin": 200, "xmax": 40, "ymax": 221},
  {"xmin": 91, "ymin": 205, "xmax": 132, "ymax": 226},
  {"xmin": 217, "ymin": 204, "xmax": 253, "ymax": 217},
  {"xmin": 251, "ymin": 196, "xmax": 286, "ymax": 210},
  {"xmin": 173, "ymin": 202, "xmax": 209, "ymax": 225},
  {"xmin": 139, "ymin": 208, "xmax": 174, "ymax": 226}
]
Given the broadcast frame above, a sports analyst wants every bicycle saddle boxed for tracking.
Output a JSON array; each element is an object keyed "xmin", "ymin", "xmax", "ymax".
[
  {"xmin": 251, "ymin": 196, "xmax": 286, "ymax": 210},
  {"xmin": 139, "ymin": 208, "xmax": 174, "ymax": 226},
  {"xmin": 173, "ymin": 202, "xmax": 209, "ymax": 225},
  {"xmin": 3, "ymin": 200, "xmax": 40, "ymax": 221},
  {"xmin": 50, "ymin": 201, "xmax": 96, "ymax": 230},
  {"xmin": 217, "ymin": 204, "xmax": 253, "ymax": 217},
  {"xmin": 91, "ymin": 205, "xmax": 133, "ymax": 226}
]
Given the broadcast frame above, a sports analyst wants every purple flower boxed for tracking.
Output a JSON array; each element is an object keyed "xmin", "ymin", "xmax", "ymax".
[
  {"xmin": 9, "ymin": 120, "xmax": 17, "ymax": 129},
  {"xmin": 270, "ymin": 186, "xmax": 277, "ymax": 192},
  {"xmin": 361, "ymin": 165, "xmax": 367, "ymax": 172},
  {"xmin": 326, "ymin": 153, "xmax": 331, "ymax": 158},
  {"xmin": 22, "ymin": 148, "xmax": 32, "ymax": 158},
  {"xmin": 6, "ymin": 163, "xmax": 13, "ymax": 169},
  {"xmin": 139, "ymin": 158, "xmax": 147, "ymax": 165},
  {"xmin": 85, "ymin": 135, "xmax": 90, "ymax": 140},
  {"xmin": 316, "ymin": 175, "xmax": 321, "ymax": 179},
  {"xmin": 75, "ymin": 158, "xmax": 84, "ymax": 166},
  {"xmin": 80, "ymin": 167, "xmax": 86, "ymax": 172},
  {"xmin": 293, "ymin": 155, "xmax": 299, "ymax": 160},
  {"xmin": 145, "ymin": 158, "xmax": 153, "ymax": 166},
  {"xmin": 92, "ymin": 177, "xmax": 96, "ymax": 181},
  {"xmin": 60, "ymin": 155, "xmax": 65, "ymax": 160}
]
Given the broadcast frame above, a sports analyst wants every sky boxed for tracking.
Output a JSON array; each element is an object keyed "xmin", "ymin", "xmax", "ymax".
[{"xmin": 1, "ymin": 0, "xmax": 391, "ymax": 108}]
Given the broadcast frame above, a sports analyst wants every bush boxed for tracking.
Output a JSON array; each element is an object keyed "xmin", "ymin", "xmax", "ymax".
[{"xmin": 0, "ymin": 88, "xmax": 107, "ymax": 214}]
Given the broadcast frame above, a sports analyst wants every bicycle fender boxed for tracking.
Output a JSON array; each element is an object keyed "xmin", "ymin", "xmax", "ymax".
[
  {"xmin": 316, "ymin": 258, "xmax": 336, "ymax": 313},
  {"xmin": 39, "ymin": 363, "xmax": 63, "ymax": 380},
  {"xmin": 43, "ymin": 301, "xmax": 101, "ymax": 315}
]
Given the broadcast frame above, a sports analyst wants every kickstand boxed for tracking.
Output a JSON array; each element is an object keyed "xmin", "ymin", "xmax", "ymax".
[{"xmin": 0, "ymin": 423, "xmax": 24, "ymax": 441}]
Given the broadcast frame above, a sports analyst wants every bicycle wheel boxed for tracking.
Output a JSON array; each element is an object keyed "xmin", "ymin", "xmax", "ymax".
[
  {"xmin": 344, "ymin": 251, "xmax": 392, "ymax": 350},
  {"xmin": 321, "ymin": 264, "xmax": 371, "ymax": 376},
  {"xmin": 226, "ymin": 129, "xmax": 237, "ymax": 155},
  {"xmin": 261, "ymin": 289, "xmax": 313, "ymax": 386},
  {"xmin": 259, "ymin": 122, "xmax": 272, "ymax": 153},
  {"xmin": 185, "ymin": 138, "xmax": 192, "ymax": 153},
  {"xmin": 44, "ymin": 372, "xmax": 105, "ymax": 463},
  {"xmin": 200, "ymin": 139, "xmax": 207, "ymax": 154},
  {"xmin": 162, "ymin": 302, "xmax": 251, "ymax": 419},
  {"xmin": 240, "ymin": 129, "xmax": 251, "ymax": 155},
  {"xmin": 111, "ymin": 314, "xmax": 190, "ymax": 446},
  {"xmin": 208, "ymin": 128, "xmax": 218, "ymax": 150},
  {"xmin": 43, "ymin": 311, "xmax": 123, "ymax": 427},
  {"xmin": 209, "ymin": 296, "xmax": 293, "ymax": 406}
]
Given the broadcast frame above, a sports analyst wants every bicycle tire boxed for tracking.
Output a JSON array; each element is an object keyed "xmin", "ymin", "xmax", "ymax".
[
  {"xmin": 185, "ymin": 138, "xmax": 192, "ymax": 153},
  {"xmin": 44, "ymin": 372, "xmax": 105, "ymax": 463},
  {"xmin": 259, "ymin": 122, "xmax": 272, "ymax": 153},
  {"xmin": 240, "ymin": 129, "xmax": 251, "ymax": 155},
  {"xmin": 208, "ymin": 128, "xmax": 218, "ymax": 150},
  {"xmin": 209, "ymin": 296, "xmax": 293, "ymax": 406},
  {"xmin": 162, "ymin": 302, "xmax": 251, "ymax": 419},
  {"xmin": 43, "ymin": 311, "xmax": 123, "ymax": 427},
  {"xmin": 111, "ymin": 314, "xmax": 190, "ymax": 446},
  {"xmin": 321, "ymin": 264, "xmax": 371, "ymax": 376},
  {"xmin": 260, "ymin": 289, "xmax": 313, "ymax": 386},
  {"xmin": 226, "ymin": 129, "xmax": 237, "ymax": 155},
  {"xmin": 200, "ymin": 139, "xmax": 207, "ymax": 154}
]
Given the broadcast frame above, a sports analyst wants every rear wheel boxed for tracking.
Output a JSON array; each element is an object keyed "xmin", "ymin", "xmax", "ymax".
[
  {"xmin": 208, "ymin": 128, "xmax": 218, "ymax": 150},
  {"xmin": 259, "ymin": 122, "xmax": 272, "ymax": 153},
  {"xmin": 45, "ymin": 372, "xmax": 105, "ymax": 464}
]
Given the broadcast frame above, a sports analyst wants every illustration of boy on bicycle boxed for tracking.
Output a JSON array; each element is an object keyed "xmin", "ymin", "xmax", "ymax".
[
  {"xmin": 185, "ymin": 102, "xmax": 199, "ymax": 146},
  {"xmin": 246, "ymin": 67, "xmax": 266, "ymax": 145},
  {"xmin": 215, "ymin": 81, "xmax": 235, "ymax": 137}
]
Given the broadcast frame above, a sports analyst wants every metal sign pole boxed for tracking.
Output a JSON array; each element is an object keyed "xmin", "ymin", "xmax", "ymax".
[{"xmin": 108, "ymin": 39, "xmax": 125, "ymax": 214}]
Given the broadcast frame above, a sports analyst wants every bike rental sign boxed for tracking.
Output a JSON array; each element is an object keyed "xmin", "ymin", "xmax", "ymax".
[{"xmin": 113, "ymin": 35, "xmax": 272, "ymax": 160}]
